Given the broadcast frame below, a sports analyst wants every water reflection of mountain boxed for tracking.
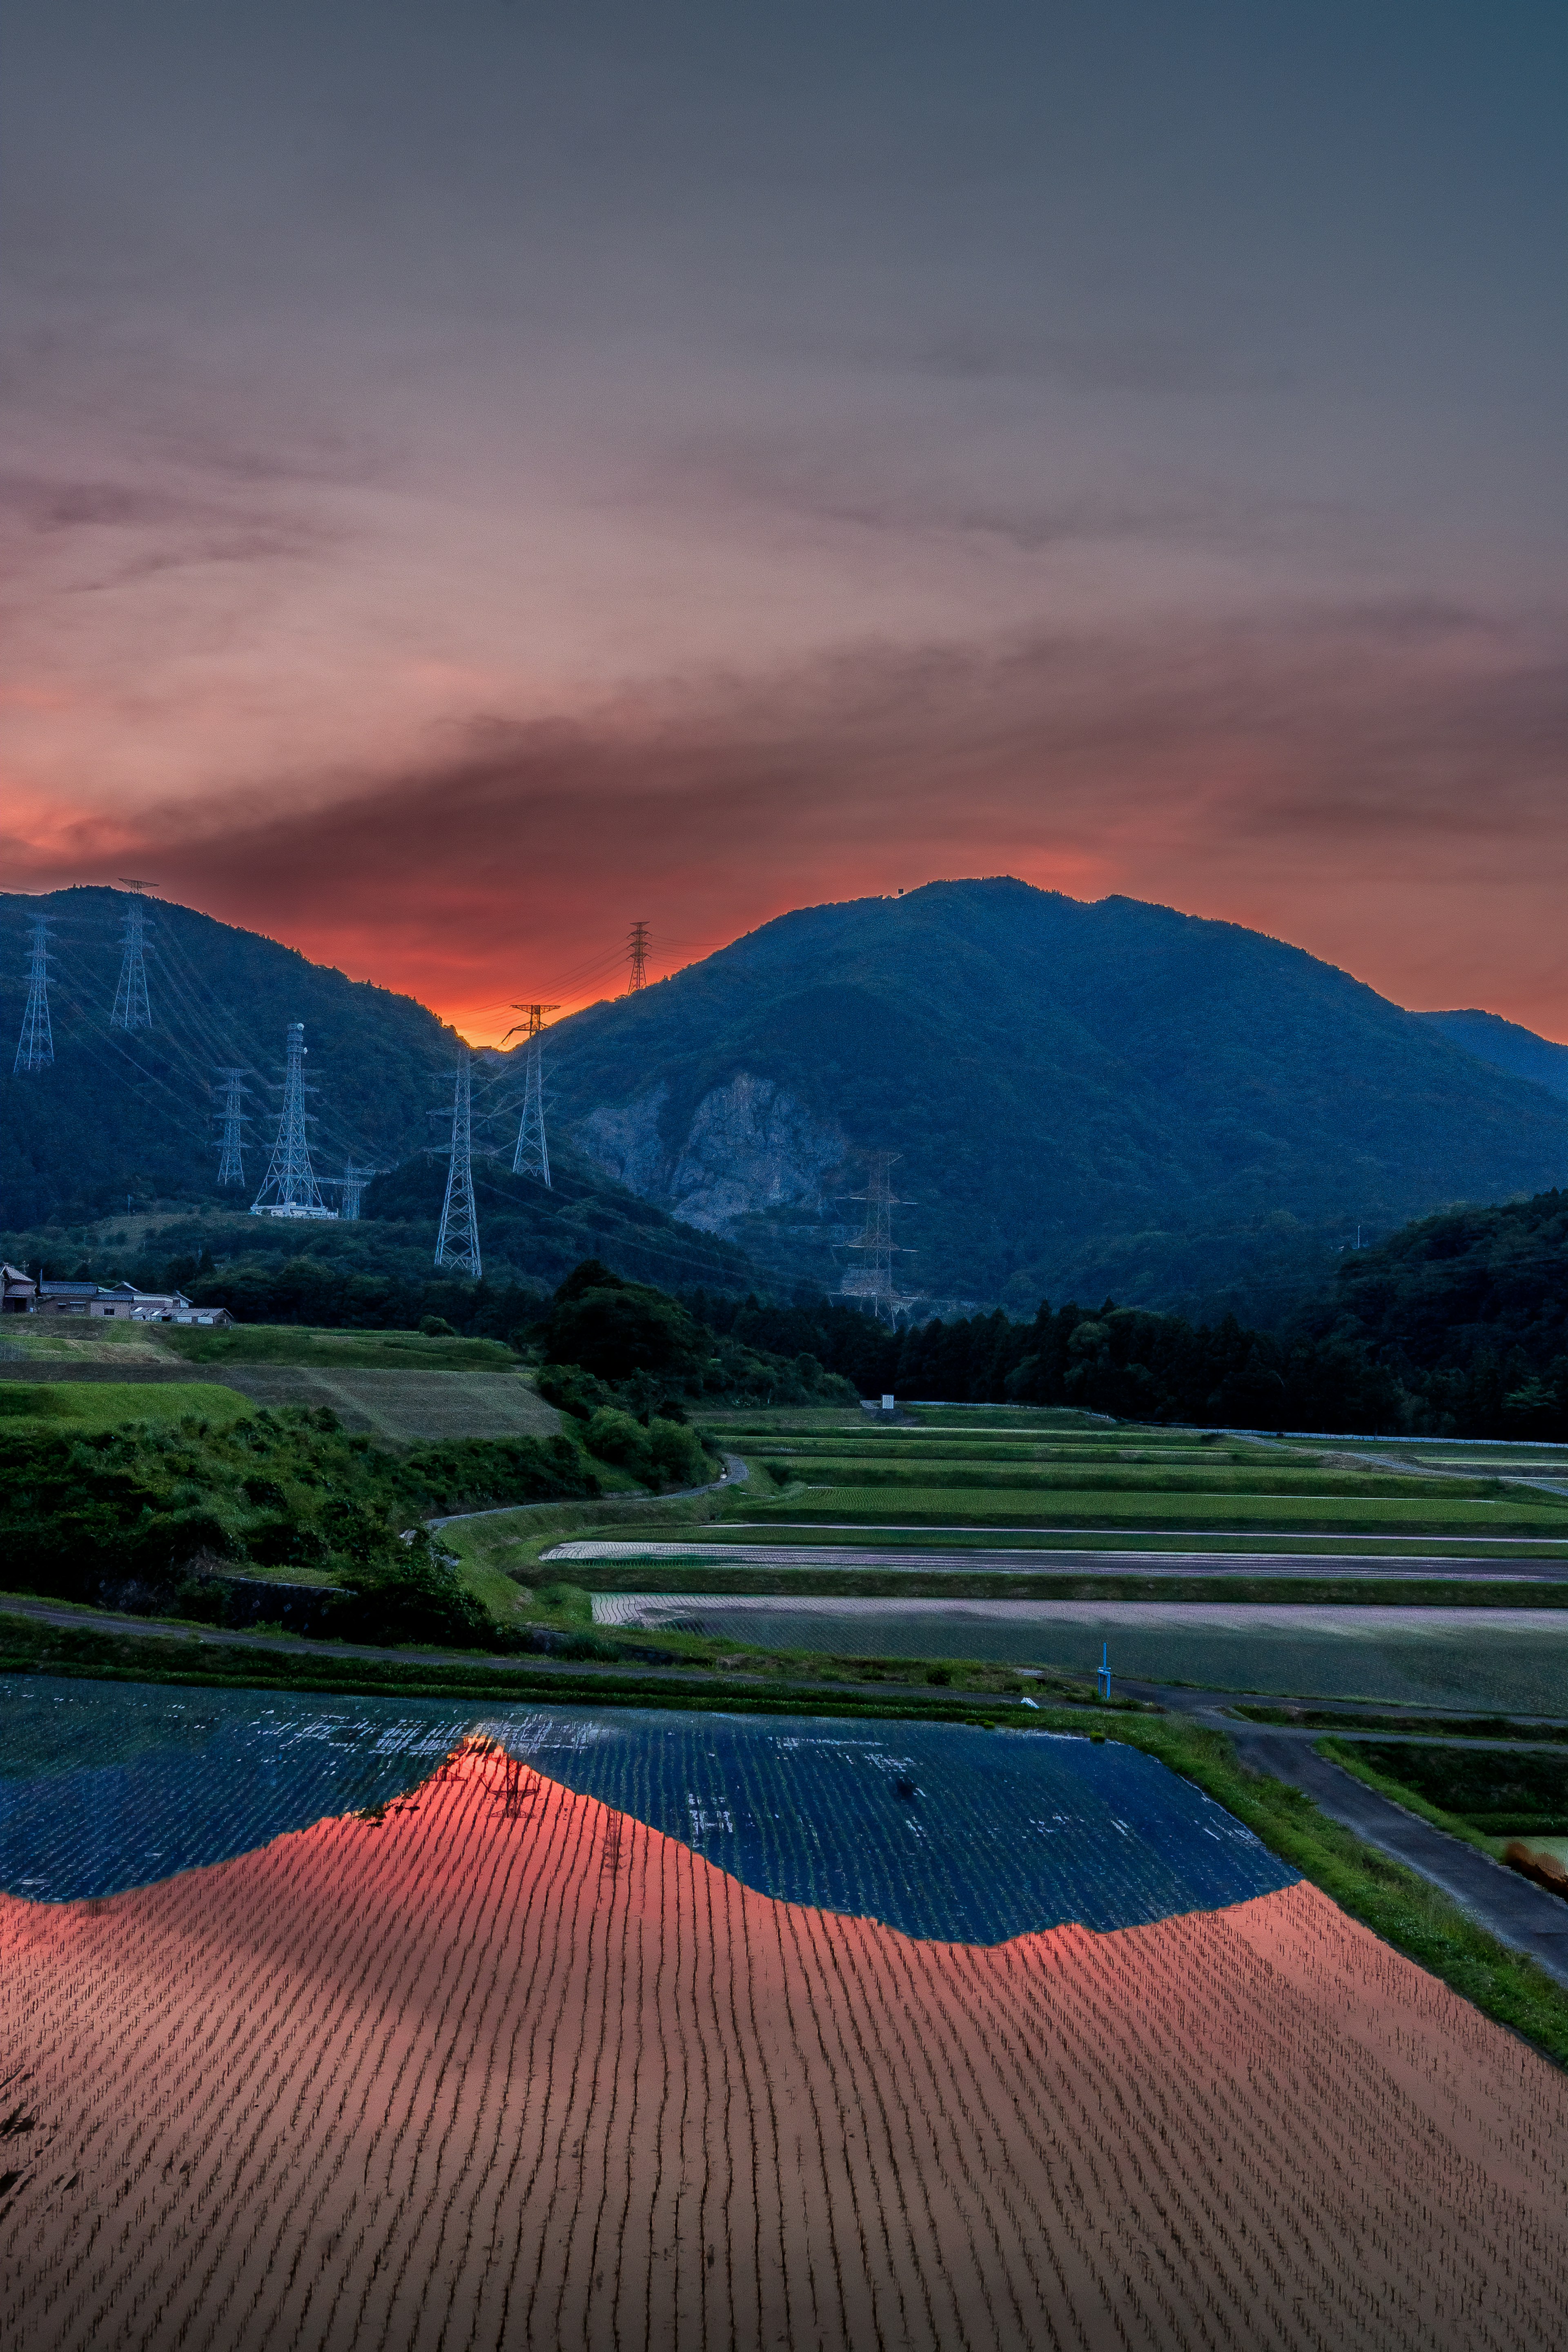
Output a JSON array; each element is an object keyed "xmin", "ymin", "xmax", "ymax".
[
  {"xmin": 0, "ymin": 1676, "xmax": 1294, "ymax": 1936},
  {"xmin": 0, "ymin": 1677, "xmax": 472, "ymax": 1902}
]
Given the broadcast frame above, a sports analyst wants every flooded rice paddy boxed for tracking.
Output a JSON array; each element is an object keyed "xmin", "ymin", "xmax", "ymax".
[
  {"xmin": 594, "ymin": 1595, "xmax": 1568, "ymax": 1711},
  {"xmin": 2, "ymin": 1680, "xmax": 1566, "ymax": 2349},
  {"xmin": 0, "ymin": 1677, "xmax": 1289, "ymax": 1936}
]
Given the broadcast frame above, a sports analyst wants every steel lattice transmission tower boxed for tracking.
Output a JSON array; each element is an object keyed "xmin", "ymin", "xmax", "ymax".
[
  {"xmin": 333, "ymin": 1160, "xmax": 380, "ymax": 1221},
  {"xmin": 213, "ymin": 1068, "xmax": 251, "ymax": 1186},
  {"xmin": 839, "ymin": 1150, "xmax": 917, "ymax": 1325},
  {"xmin": 626, "ymin": 921, "xmax": 650, "ymax": 992},
  {"xmin": 13, "ymin": 918, "xmax": 54, "ymax": 1073},
  {"xmin": 110, "ymin": 880, "xmax": 154, "ymax": 1030},
  {"xmin": 435, "ymin": 1049, "xmax": 482, "ymax": 1276},
  {"xmin": 503, "ymin": 1002, "xmax": 559, "ymax": 1185},
  {"xmin": 251, "ymin": 1023, "xmax": 336, "ymax": 1218}
]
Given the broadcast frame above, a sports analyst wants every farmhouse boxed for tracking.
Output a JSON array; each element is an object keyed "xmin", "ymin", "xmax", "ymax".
[
  {"xmin": 18, "ymin": 1279, "xmax": 231, "ymax": 1326},
  {"xmin": 35, "ymin": 1280, "xmax": 120, "ymax": 1317},
  {"xmin": 1, "ymin": 1263, "xmax": 37, "ymax": 1313}
]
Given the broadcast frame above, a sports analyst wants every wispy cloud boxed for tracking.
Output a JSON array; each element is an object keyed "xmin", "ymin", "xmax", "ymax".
[{"xmin": 8, "ymin": 597, "xmax": 1565, "ymax": 1036}]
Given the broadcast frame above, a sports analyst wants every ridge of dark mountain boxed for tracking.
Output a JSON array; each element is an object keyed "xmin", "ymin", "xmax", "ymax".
[
  {"xmin": 530, "ymin": 877, "xmax": 1568, "ymax": 1326},
  {"xmin": 0, "ymin": 885, "xmax": 457, "ymax": 1226},
  {"xmin": 1414, "ymin": 1008, "xmax": 1568, "ymax": 1102},
  {"xmin": 0, "ymin": 887, "xmax": 758, "ymax": 1297}
]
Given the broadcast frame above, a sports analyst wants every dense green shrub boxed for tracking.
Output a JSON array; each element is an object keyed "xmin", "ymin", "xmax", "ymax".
[
  {"xmin": 535, "ymin": 1362, "xmax": 616, "ymax": 1419},
  {"xmin": 0, "ymin": 1410, "xmax": 599, "ymax": 1635},
  {"xmin": 543, "ymin": 1261, "xmax": 709, "ymax": 1382},
  {"xmin": 583, "ymin": 1408, "xmax": 710, "ymax": 1491}
]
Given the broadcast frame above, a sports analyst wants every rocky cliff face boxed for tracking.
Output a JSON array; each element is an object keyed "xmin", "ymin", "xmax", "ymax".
[{"xmin": 574, "ymin": 1072, "xmax": 846, "ymax": 1234}]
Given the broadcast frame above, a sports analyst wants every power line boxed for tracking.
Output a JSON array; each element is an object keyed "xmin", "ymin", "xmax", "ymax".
[
  {"xmin": 13, "ymin": 917, "xmax": 54, "ymax": 1072},
  {"xmin": 502, "ymin": 1003, "xmax": 558, "ymax": 1186},
  {"xmin": 110, "ymin": 881, "xmax": 154, "ymax": 1030},
  {"xmin": 251, "ymin": 1023, "xmax": 337, "ymax": 1220},
  {"xmin": 434, "ymin": 1049, "xmax": 482, "ymax": 1277},
  {"xmin": 626, "ymin": 921, "xmax": 650, "ymax": 993}
]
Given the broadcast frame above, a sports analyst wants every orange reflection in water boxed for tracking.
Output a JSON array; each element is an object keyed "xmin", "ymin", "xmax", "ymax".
[{"xmin": 2, "ymin": 1735, "xmax": 1565, "ymax": 2352}]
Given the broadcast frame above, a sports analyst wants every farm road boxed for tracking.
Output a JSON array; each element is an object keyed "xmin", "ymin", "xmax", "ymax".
[
  {"xmin": 544, "ymin": 1537, "xmax": 1568, "ymax": 1579},
  {"xmin": 430, "ymin": 1453, "xmax": 749, "ymax": 1529},
  {"xmin": 1222, "ymin": 1715, "xmax": 1568, "ymax": 1987}
]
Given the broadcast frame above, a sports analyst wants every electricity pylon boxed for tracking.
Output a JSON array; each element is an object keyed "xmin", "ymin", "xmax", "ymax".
[
  {"xmin": 13, "ymin": 918, "xmax": 54, "ymax": 1073},
  {"xmin": 251, "ymin": 1023, "xmax": 335, "ymax": 1217},
  {"xmin": 213, "ymin": 1067, "xmax": 250, "ymax": 1186},
  {"xmin": 839, "ymin": 1151, "xmax": 916, "ymax": 1325},
  {"xmin": 503, "ymin": 1002, "xmax": 558, "ymax": 1185},
  {"xmin": 434, "ymin": 1049, "xmax": 482, "ymax": 1276},
  {"xmin": 111, "ymin": 880, "xmax": 154, "ymax": 1029},
  {"xmin": 626, "ymin": 921, "xmax": 650, "ymax": 992},
  {"xmin": 334, "ymin": 1160, "xmax": 379, "ymax": 1221}
]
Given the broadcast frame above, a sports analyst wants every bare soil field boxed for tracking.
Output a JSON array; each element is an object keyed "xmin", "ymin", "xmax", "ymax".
[{"xmin": 3, "ymin": 1741, "xmax": 1565, "ymax": 2352}]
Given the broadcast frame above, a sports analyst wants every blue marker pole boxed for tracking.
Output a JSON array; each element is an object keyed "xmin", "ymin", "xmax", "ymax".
[{"xmin": 1096, "ymin": 1643, "xmax": 1111, "ymax": 1702}]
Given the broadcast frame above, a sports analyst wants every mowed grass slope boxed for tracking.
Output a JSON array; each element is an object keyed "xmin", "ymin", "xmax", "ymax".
[{"xmin": 0, "ymin": 1380, "xmax": 254, "ymax": 1435}]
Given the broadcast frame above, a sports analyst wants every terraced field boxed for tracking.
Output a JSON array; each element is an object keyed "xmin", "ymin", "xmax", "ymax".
[{"xmin": 543, "ymin": 1408, "xmax": 1568, "ymax": 1708}]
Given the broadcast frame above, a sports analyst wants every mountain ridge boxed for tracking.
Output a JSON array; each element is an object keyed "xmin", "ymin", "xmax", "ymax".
[
  {"xmin": 532, "ymin": 878, "xmax": 1568, "ymax": 1322},
  {"xmin": 11, "ymin": 877, "xmax": 1568, "ymax": 1327}
]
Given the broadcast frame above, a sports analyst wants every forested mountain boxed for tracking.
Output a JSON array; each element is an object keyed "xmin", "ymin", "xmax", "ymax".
[
  {"xmin": 1415, "ymin": 1009, "xmax": 1568, "ymax": 1102},
  {"xmin": 13, "ymin": 879, "xmax": 1568, "ymax": 1332},
  {"xmin": 0, "ymin": 887, "xmax": 757, "ymax": 1297},
  {"xmin": 535, "ymin": 879, "xmax": 1568, "ymax": 1324},
  {"xmin": 0, "ymin": 886, "xmax": 457, "ymax": 1227}
]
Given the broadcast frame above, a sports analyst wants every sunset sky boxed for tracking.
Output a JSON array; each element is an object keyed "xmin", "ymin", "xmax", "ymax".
[{"xmin": 2, "ymin": 2, "xmax": 1564, "ymax": 1041}]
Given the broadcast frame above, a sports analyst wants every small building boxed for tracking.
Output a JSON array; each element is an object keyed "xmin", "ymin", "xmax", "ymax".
[
  {"xmin": 100, "ymin": 1282, "xmax": 193, "ymax": 1316},
  {"xmin": 35, "ymin": 1279, "xmax": 110, "ymax": 1317},
  {"xmin": 1, "ymin": 1263, "xmax": 37, "ymax": 1314},
  {"xmin": 134, "ymin": 1305, "xmax": 234, "ymax": 1329}
]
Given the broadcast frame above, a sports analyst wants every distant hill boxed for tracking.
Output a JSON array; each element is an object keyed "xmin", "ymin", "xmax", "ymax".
[
  {"xmin": 15, "ymin": 878, "xmax": 1568, "ymax": 1327},
  {"xmin": 1415, "ymin": 1008, "xmax": 1568, "ymax": 1102},
  {"xmin": 0, "ymin": 885, "xmax": 457, "ymax": 1227},
  {"xmin": 533, "ymin": 878, "xmax": 1568, "ymax": 1323},
  {"xmin": 0, "ymin": 887, "xmax": 757, "ymax": 1297}
]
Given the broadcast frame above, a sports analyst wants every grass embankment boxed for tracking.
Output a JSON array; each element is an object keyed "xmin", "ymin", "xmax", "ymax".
[
  {"xmin": 0, "ymin": 1608, "xmax": 1108, "ymax": 1719},
  {"xmin": 1316, "ymin": 1738, "xmax": 1568, "ymax": 1850},
  {"xmin": 1236, "ymin": 1705, "xmax": 1568, "ymax": 1737},
  {"xmin": 749, "ymin": 1485, "xmax": 1568, "ymax": 1534},
  {"xmin": 0, "ymin": 1381, "xmax": 254, "ymax": 1435}
]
